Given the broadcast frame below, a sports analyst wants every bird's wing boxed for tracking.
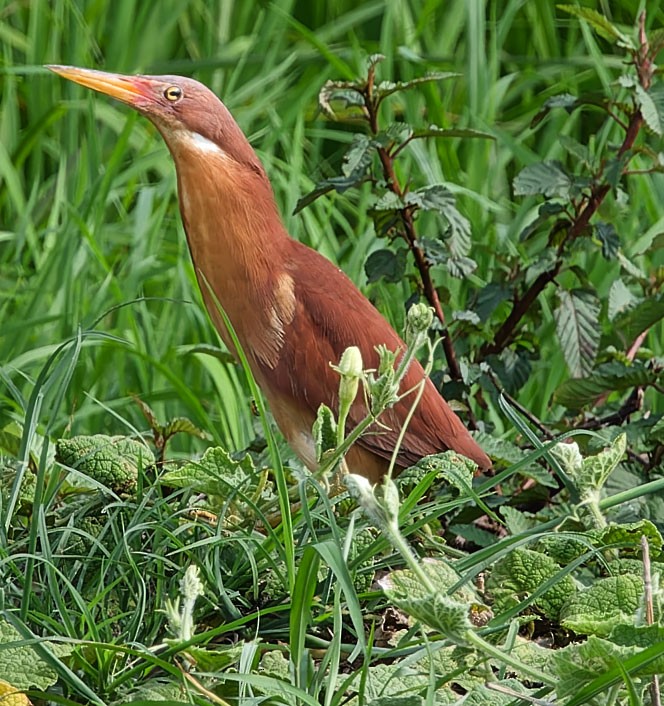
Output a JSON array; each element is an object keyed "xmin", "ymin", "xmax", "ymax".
[{"xmin": 257, "ymin": 242, "xmax": 490, "ymax": 471}]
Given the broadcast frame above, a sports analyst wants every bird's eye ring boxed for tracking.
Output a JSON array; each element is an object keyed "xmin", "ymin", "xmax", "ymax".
[{"xmin": 164, "ymin": 86, "xmax": 183, "ymax": 102}]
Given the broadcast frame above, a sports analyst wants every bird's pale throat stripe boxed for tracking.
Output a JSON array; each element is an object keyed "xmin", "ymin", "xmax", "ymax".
[{"xmin": 180, "ymin": 130, "xmax": 228, "ymax": 157}]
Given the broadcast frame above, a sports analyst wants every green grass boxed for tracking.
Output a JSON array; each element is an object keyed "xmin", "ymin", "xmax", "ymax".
[{"xmin": 1, "ymin": 1, "xmax": 664, "ymax": 704}]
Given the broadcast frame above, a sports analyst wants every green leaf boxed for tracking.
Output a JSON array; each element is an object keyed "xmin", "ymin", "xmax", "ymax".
[
  {"xmin": 559, "ymin": 134, "xmax": 592, "ymax": 165},
  {"xmin": 342, "ymin": 133, "xmax": 374, "ymax": 178},
  {"xmin": 635, "ymin": 84, "xmax": 663, "ymax": 135},
  {"xmin": 0, "ymin": 620, "xmax": 72, "ymax": 690},
  {"xmin": 610, "ymin": 624, "xmax": 664, "ymax": 674},
  {"xmin": 557, "ymin": 5, "xmax": 634, "ymax": 48},
  {"xmin": 365, "ymin": 248, "xmax": 407, "ymax": 283},
  {"xmin": 446, "ymin": 255, "xmax": 477, "ymax": 278},
  {"xmin": 410, "ymin": 125, "xmax": 494, "ymax": 141},
  {"xmin": 513, "ymin": 161, "xmax": 572, "ymax": 199},
  {"xmin": 553, "ymin": 636, "xmax": 631, "ymax": 698},
  {"xmin": 313, "ymin": 404, "xmax": 337, "ymax": 463},
  {"xmin": 375, "ymin": 72, "xmax": 459, "ymax": 99},
  {"xmin": 531, "ymin": 93, "xmax": 579, "ymax": 127},
  {"xmin": 614, "ymin": 292, "xmax": 664, "ymax": 344},
  {"xmin": 608, "ymin": 279, "xmax": 637, "ymax": 320},
  {"xmin": 380, "ymin": 560, "xmax": 481, "ymax": 642},
  {"xmin": 553, "ymin": 289, "xmax": 601, "ymax": 377},
  {"xmin": 162, "ymin": 417, "xmax": 211, "ymax": 440},
  {"xmin": 56, "ymin": 434, "xmax": 154, "ymax": 494},
  {"xmin": 595, "ymin": 222, "xmax": 620, "ymax": 259},
  {"xmin": 554, "ymin": 361, "xmax": 659, "ymax": 409},
  {"xmin": 560, "ymin": 574, "xmax": 643, "ymax": 636},
  {"xmin": 594, "ymin": 520, "xmax": 663, "ymax": 557},
  {"xmin": 406, "ymin": 185, "xmax": 471, "ymax": 256},
  {"xmin": 487, "ymin": 548, "xmax": 577, "ymax": 620},
  {"xmin": 474, "ymin": 282, "xmax": 511, "ymax": 321},
  {"xmin": 570, "ymin": 433, "xmax": 626, "ymax": 495},
  {"xmin": 160, "ymin": 446, "xmax": 255, "ymax": 497},
  {"xmin": 184, "ymin": 643, "xmax": 244, "ymax": 671}
]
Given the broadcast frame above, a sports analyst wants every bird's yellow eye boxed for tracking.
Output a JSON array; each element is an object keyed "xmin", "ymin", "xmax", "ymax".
[{"xmin": 164, "ymin": 85, "xmax": 183, "ymax": 102}]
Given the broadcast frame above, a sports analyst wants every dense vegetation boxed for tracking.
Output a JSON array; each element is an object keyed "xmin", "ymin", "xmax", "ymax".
[{"xmin": 1, "ymin": 1, "xmax": 663, "ymax": 704}]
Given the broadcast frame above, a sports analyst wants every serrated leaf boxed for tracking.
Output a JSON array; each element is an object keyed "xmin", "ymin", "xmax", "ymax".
[
  {"xmin": 573, "ymin": 433, "xmax": 626, "ymax": 495},
  {"xmin": 560, "ymin": 573, "xmax": 643, "ymax": 636},
  {"xmin": 559, "ymin": 134, "xmax": 592, "ymax": 165},
  {"xmin": 513, "ymin": 161, "xmax": 572, "ymax": 199},
  {"xmin": 160, "ymin": 446, "xmax": 255, "ymax": 497},
  {"xmin": 488, "ymin": 548, "xmax": 577, "ymax": 620},
  {"xmin": 558, "ymin": 6, "xmax": 634, "ymax": 48},
  {"xmin": 635, "ymin": 84, "xmax": 662, "ymax": 135},
  {"xmin": 610, "ymin": 624, "xmax": 664, "ymax": 675},
  {"xmin": 406, "ymin": 185, "xmax": 471, "ymax": 257},
  {"xmin": 452, "ymin": 310, "xmax": 481, "ymax": 325},
  {"xmin": 380, "ymin": 560, "xmax": 478, "ymax": 642},
  {"xmin": 554, "ymin": 361, "xmax": 659, "ymax": 409},
  {"xmin": 595, "ymin": 222, "xmax": 620, "ymax": 259},
  {"xmin": 375, "ymin": 72, "xmax": 459, "ymax": 100},
  {"xmin": 372, "ymin": 191, "xmax": 405, "ymax": 211},
  {"xmin": 553, "ymin": 636, "xmax": 632, "ymax": 698},
  {"xmin": 410, "ymin": 125, "xmax": 494, "ymax": 141},
  {"xmin": 447, "ymin": 255, "xmax": 477, "ymax": 278},
  {"xmin": 531, "ymin": 93, "xmax": 579, "ymax": 127},
  {"xmin": 594, "ymin": 520, "xmax": 663, "ymax": 557},
  {"xmin": 614, "ymin": 292, "xmax": 664, "ymax": 343},
  {"xmin": 474, "ymin": 282, "xmax": 511, "ymax": 322},
  {"xmin": 163, "ymin": 417, "xmax": 210, "ymax": 440},
  {"xmin": 365, "ymin": 248, "xmax": 407, "ymax": 283},
  {"xmin": 608, "ymin": 279, "xmax": 637, "ymax": 320},
  {"xmin": 342, "ymin": 134, "xmax": 374, "ymax": 178},
  {"xmin": 56, "ymin": 434, "xmax": 154, "ymax": 494},
  {"xmin": 554, "ymin": 289, "xmax": 601, "ymax": 377}
]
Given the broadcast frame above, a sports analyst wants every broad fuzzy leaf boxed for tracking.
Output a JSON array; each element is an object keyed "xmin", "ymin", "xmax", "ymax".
[
  {"xmin": 487, "ymin": 548, "xmax": 577, "ymax": 620},
  {"xmin": 572, "ymin": 433, "xmax": 626, "ymax": 495},
  {"xmin": 553, "ymin": 289, "xmax": 601, "ymax": 377},
  {"xmin": 380, "ymin": 560, "xmax": 482, "ymax": 642},
  {"xmin": 513, "ymin": 161, "xmax": 572, "ymax": 199},
  {"xmin": 0, "ymin": 621, "xmax": 72, "ymax": 691},
  {"xmin": 560, "ymin": 574, "xmax": 643, "ymax": 636},
  {"xmin": 160, "ymin": 446, "xmax": 255, "ymax": 497}
]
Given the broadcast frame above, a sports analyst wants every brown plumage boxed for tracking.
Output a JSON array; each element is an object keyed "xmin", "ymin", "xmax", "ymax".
[{"xmin": 48, "ymin": 66, "xmax": 491, "ymax": 481}]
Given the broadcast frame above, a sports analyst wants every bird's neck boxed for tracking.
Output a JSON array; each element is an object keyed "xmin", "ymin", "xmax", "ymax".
[{"xmin": 168, "ymin": 132, "xmax": 296, "ymax": 370}]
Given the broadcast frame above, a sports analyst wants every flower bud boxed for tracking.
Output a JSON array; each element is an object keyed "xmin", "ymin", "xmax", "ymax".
[
  {"xmin": 334, "ymin": 346, "xmax": 363, "ymax": 411},
  {"xmin": 405, "ymin": 303, "xmax": 434, "ymax": 349}
]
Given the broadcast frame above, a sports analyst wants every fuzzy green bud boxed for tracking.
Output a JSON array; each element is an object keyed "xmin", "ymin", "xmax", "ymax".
[{"xmin": 405, "ymin": 303, "xmax": 434, "ymax": 350}]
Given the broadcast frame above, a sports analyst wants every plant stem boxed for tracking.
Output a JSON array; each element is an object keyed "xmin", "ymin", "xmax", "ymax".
[{"xmin": 362, "ymin": 67, "xmax": 462, "ymax": 381}]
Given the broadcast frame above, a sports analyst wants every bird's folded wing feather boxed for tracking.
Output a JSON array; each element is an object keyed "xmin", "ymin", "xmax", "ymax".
[{"xmin": 259, "ymin": 242, "xmax": 489, "ymax": 470}]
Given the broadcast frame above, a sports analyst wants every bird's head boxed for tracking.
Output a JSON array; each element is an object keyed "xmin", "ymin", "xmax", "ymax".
[{"xmin": 47, "ymin": 65, "xmax": 260, "ymax": 170}]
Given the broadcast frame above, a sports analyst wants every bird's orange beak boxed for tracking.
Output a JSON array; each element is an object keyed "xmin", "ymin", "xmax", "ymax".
[{"xmin": 47, "ymin": 65, "xmax": 151, "ymax": 106}]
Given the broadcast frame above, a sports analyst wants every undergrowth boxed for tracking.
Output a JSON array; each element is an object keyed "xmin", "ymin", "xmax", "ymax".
[{"xmin": 1, "ymin": 2, "xmax": 663, "ymax": 705}]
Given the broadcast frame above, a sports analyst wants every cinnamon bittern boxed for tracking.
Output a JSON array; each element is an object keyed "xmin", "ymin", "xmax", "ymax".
[{"xmin": 48, "ymin": 66, "xmax": 491, "ymax": 481}]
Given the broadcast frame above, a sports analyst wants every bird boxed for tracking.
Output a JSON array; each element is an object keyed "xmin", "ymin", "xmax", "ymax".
[{"xmin": 48, "ymin": 66, "xmax": 491, "ymax": 482}]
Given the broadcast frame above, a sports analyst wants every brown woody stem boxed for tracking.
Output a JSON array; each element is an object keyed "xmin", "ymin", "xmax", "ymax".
[{"xmin": 364, "ymin": 78, "xmax": 462, "ymax": 381}]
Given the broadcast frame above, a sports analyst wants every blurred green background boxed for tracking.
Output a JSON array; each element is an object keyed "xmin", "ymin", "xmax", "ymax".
[{"xmin": 1, "ymin": 0, "xmax": 663, "ymax": 458}]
